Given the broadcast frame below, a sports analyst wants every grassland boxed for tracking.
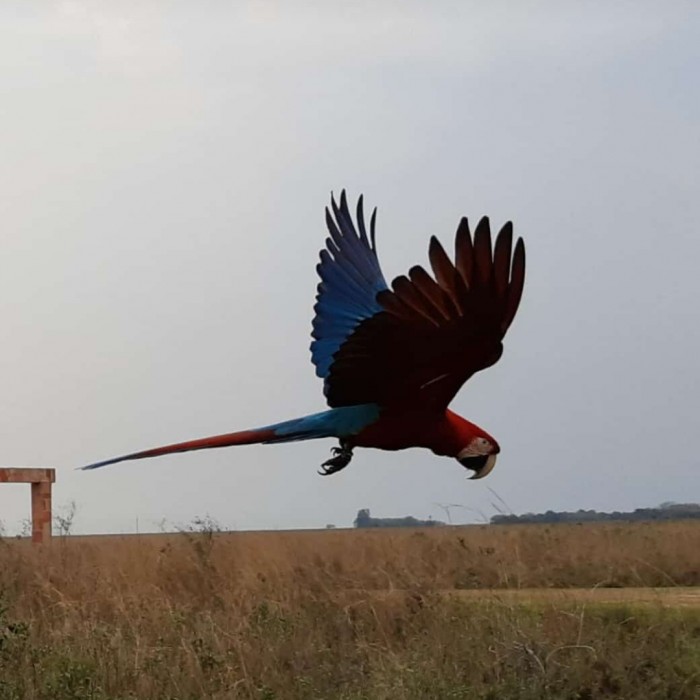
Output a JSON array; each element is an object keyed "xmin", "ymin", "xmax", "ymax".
[{"xmin": 0, "ymin": 521, "xmax": 698, "ymax": 699}]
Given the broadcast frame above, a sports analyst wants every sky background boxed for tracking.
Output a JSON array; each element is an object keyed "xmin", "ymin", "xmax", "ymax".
[{"xmin": 0, "ymin": 1, "xmax": 698, "ymax": 534}]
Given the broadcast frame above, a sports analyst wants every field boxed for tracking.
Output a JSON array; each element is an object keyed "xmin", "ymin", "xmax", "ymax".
[{"xmin": 0, "ymin": 521, "xmax": 699, "ymax": 699}]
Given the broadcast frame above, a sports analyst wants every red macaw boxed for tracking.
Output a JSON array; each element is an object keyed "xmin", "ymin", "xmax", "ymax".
[{"xmin": 83, "ymin": 192, "xmax": 525, "ymax": 478}]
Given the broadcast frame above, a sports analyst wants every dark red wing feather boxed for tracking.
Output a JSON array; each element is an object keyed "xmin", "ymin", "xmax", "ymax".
[
  {"xmin": 454, "ymin": 218, "xmax": 474, "ymax": 287},
  {"xmin": 391, "ymin": 275, "xmax": 441, "ymax": 326},
  {"xmin": 493, "ymin": 222, "xmax": 513, "ymax": 296},
  {"xmin": 408, "ymin": 265, "xmax": 454, "ymax": 320},
  {"xmin": 428, "ymin": 236, "xmax": 460, "ymax": 308},
  {"xmin": 324, "ymin": 218, "xmax": 525, "ymax": 410},
  {"xmin": 502, "ymin": 237, "xmax": 525, "ymax": 333},
  {"xmin": 473, "ymin": 217, "xmax": 493, "ymax": 286}
]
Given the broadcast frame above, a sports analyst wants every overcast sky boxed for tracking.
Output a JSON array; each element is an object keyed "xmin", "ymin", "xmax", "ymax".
[{"xmin": 0, "ymin": 1, "xmax": 698, "ymax": 534}]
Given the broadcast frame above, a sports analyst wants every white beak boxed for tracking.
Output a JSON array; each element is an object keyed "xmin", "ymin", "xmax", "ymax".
[{"xmin": 468, "ymin": 454, "xmax": 497, "ymax": 480}]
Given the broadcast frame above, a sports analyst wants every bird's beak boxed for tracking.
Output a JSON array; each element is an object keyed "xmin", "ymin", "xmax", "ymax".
[
  {"xmin": 470, "ymin": 454, "xmax": 497, "ymax": 479},
  {"xmin": 459, "ymin": 454, "xmax": 497, "ymax": 480}
]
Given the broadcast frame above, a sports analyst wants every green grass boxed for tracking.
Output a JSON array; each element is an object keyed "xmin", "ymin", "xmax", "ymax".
[
  {"xmin": 0, "ymin": 521, "xmax": 698, "ymax": 699},
  {"xmin": 0, "ymin": 592, "xmax": 698, "ymax": 699}
]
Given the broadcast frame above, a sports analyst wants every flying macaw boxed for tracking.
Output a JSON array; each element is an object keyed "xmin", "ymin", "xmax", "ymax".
[{"xmin": 82, "ymin": 192, "xmax": 525, "ymax": 478}]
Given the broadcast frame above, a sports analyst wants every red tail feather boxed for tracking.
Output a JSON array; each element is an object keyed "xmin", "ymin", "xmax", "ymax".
[{"xmin": 81, "ymin": 427, "xmax": 277, "ymax": 470}]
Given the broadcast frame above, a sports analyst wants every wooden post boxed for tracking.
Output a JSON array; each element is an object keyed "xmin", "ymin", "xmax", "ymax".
[{"xmin": 0, "ymin": 468, "xmax": 55, "ymax": 543}]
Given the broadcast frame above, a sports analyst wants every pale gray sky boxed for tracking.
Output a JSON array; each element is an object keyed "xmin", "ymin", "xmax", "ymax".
[{"xmin": 0, "ymin": 1, "xmax": 698, "ymax": 533}]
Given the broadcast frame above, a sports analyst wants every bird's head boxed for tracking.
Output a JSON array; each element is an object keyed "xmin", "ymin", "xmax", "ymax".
[
  {"xmin": 456, "ymin": 418, "xmax": 501, "ymax": 479},
  {"xmin": 446, "ymin": 412, "xmax": 501, "ymax": 479},
  {"xmin": 457, "ymin": 437, "xmax": 500, "ymax": 479}
]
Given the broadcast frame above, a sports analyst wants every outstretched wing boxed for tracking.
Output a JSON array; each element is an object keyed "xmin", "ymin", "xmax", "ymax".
[
  {"xmin": 310, "ymin": 191, "xmax": 388, "ymax": 379},
  {"xmin": 324, "ymin": 216, "xmax": 525, "ymax": 410}
]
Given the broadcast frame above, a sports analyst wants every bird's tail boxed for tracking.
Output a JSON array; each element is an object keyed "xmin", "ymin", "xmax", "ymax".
[{"xmin": 80, "ymin": 411, "xmax": 342, "ymax": 471}]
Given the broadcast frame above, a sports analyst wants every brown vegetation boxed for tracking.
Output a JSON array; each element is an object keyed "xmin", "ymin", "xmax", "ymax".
[{"xmin": 0, "ymin": 520, "xmax": 698, "ymax": 699}]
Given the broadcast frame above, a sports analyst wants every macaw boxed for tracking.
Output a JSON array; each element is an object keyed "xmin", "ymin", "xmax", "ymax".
[{"xmin": 82, "ymin": 192, "xmax": 525, "ymax": 478}]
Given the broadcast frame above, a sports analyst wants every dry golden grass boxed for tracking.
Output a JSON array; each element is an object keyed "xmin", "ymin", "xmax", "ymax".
[{"xmin": 0, "ymin": 520, "xmax": 698, "ymax": 699}]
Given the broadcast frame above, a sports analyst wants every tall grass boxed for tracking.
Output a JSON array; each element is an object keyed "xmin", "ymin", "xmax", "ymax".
[{"xmin": 0, "ymin": 521, "xmax": 698, "ymax": 699}]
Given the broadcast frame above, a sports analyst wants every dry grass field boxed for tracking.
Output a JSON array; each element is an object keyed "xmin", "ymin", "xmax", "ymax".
[{"xmin": 0, "ymin": 520, "xmax": 699, "ymax": 699}]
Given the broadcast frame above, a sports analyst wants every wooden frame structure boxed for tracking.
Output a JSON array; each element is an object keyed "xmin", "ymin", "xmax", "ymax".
[{"xmin": 0, "ymin": 468, "xmax": 55, "ymax": 543}]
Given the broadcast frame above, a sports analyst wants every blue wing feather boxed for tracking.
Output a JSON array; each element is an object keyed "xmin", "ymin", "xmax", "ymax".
[
  {"xmin": 317, "ymin": 249, "xmax": 367, "ymax": 298},
  {"xmin": 268, "ymin": 404, "xmax": 381, "ymax": 442},
  {"xmin": 310, "ymin": 192, "xmax": 388, "ymax": 382}
]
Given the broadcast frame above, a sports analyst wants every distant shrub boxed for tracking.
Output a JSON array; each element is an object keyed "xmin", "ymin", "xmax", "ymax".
[
  {"xmin": 354, "ymin": 508, "xmax": 445, "ymax": 528},
  {"xmin": 491, "ymin": 503, "xmax": 700, "ymax": 525}
]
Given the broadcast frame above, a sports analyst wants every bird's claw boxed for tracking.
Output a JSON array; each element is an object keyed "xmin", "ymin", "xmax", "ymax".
[{"xmin": 318, "ymin": 444, "xmax": 353, "ymax": 476}]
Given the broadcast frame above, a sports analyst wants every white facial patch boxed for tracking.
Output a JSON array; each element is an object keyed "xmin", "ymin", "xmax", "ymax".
[{"xmin": 458, "ymin": 437, "xmax": 493, "ymax": 459}]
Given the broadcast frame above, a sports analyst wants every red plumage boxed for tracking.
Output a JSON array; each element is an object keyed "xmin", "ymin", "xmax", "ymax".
[
  {"xmin": 82, "ymin": 193, "xmax": 525, "ymax": 479},
  {"xmin": 324, "ymin": 216, "xmax": 525, "ymax": 413}
]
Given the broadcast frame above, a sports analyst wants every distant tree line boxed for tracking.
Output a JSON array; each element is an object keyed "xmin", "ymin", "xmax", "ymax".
[
  {"xmin": 490, "ymin": 502, "xmax": 700, "ymax": 525},
  {"xmin": 354, "ymin": 508, "xmax": 445, "ymax": 529}
]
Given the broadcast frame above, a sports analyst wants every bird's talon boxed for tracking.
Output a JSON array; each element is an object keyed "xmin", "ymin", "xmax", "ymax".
[{"xmin": 318, "ymin": 443, "xmax": 353, "ymax": 476}]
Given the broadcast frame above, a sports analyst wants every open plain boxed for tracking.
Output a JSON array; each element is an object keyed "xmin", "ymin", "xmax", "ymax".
[{"xmin": 0, "ymin": 520, "xmax": 698, "ymax": 699}]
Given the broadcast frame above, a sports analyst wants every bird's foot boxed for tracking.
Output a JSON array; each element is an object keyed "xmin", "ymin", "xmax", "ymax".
[{"xmin": 318, "ymin": 443, "xmax": 353, "ymax": 476}]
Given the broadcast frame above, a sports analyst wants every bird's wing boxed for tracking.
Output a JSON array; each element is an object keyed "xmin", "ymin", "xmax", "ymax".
[
  {"xmin": 324, "ymin": 216, "xmax": 525, "ymax": 411},
  {"xmin": 310, "ymin": 191, "xmax": 389, "ymax": 379}
]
